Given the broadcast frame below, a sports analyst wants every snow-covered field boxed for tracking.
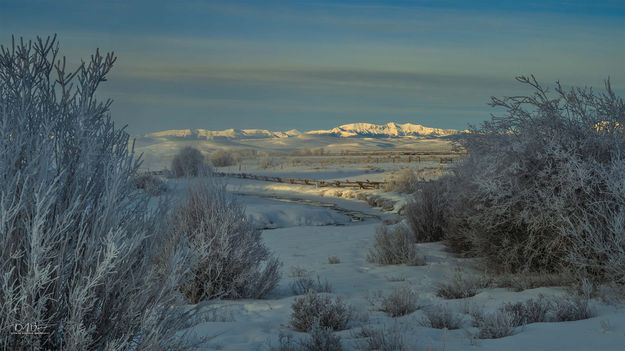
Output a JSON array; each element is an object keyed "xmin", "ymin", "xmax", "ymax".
[
  {"xmin": 144, "ymin": 127, "xmax": 624, "ymax": 350},
  {"xmin": 134, "ymin": 122, "xmax": 460, "ymax": 172},
  {"xmin": 162, "ymin": 174, "xmax": 625, "ymax": 351}
]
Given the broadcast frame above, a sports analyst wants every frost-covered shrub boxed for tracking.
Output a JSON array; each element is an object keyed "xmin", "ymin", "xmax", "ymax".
[
  {"xmin": 420, "ymin": 304, "xmax": 464, "ymax": 329},
  {"xmin": 595, "ymin": 283, "xmax": 625, "ymax": 304},
  {"xmin": 380, "ymin": 287, "xmax": 419, "ymax": 317},
  {"xmin": 289, "ymin": 266, "xmax": 310, "ymax": 278},
  {"xmin": 0, "ymin": 36, "xmax": 192, "ymax": 350},
  {"xmin": 498, "ymin": 294, "xmax": 592, "ymax": 327},
  {"xmin": 408, "ymin": 76, "xmax": 625, "ymax": 285},
  {"xmin": 354, "ymin": 326, "xmax": 407, "ymax": 351},
  {"xmin": 405, "ymin": 179, "xmax": 450, "ymax": 242},
  {"xmin": 501, "ymin": 296, "xmax": 552, "ymax": 326},
  {"xmin": 551, "ymin": 295, "xmax": 594, "ymax": 322},
  {"xmin": 384, "ymin": 168, "xmax": 421, "ymax": 193},
  {"xmin": 300, "ymin": 324, "xmax": 343, "ymax": 351},
  {"xmin": 133, "ymin": 173, "xmax": 168, "ymax": 195},
  {"xmin": 170, "ymin": 179, "xmax": 281, "ymax": 302},
  {"xmin": 436, "ymin": 271, "xmax": 483, "ymax": 299},
  {"xmin": 171, "ymin": 146, "xmax": 210, "ymax": 177},
  {"xmin": 328, "ymin": 256, "xmax": 341, "ymax": 264},
  {"xmin": 210, "ymin": 149, "xmax": 237, "ymax": 167},
  {"xmin": 271, "ymin": 333, "xmax": 300, "ymax": 351},
  {"xmin": 459, "ymin": 77, "xmax": 625, "ymax": 280},
  {"xmin": 476, "ymin": 310, "xmax": 516, "ymax": 339},
  {"xmin": 489, "ymin": 293, "xmax": 594, "ymax": 330},
  {"xmin": 367, "ymin": 225, "xmax": 425, "ymax": 266},
  {"xmin": 291, "ymin": 275, "xmax": 333, "ymax": 295},
  {"xmin": 271, "ymin": 326, "xmax": 343, "ymax": 351},
  {"xmin": 290, "ymin": 293, "xmax": 352, "ymax": 332}
]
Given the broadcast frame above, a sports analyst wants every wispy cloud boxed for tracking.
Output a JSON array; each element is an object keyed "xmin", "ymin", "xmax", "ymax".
[{"xmin": 1, "ymin": 0, "xmax": 623, "ymax": 133}]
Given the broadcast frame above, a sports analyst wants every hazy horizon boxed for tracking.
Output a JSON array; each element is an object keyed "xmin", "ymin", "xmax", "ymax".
[{"xmin": 2, "ymin": 0, "xmax": 624, "ymax": 135}]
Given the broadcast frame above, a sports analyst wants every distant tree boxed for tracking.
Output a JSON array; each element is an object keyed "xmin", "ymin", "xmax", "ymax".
[{"xmin": 171, "ymin": 146, "xmax": 210, "ymax": 177}]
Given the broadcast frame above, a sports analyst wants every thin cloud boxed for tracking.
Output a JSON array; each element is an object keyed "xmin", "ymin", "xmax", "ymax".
[{"xmin": 1, "ymin": 0, "xmax": 623, "ymax": 133}]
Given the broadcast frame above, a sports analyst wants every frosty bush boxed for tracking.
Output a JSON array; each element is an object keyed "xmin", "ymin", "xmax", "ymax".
[
  {"xmin": 436, "ymin": 271, "xmax": 483, "ymax": 299},
  {"xmin": 476, "ymin": 310, "xmax": 516, "ymax": 339},
  {"xmin": 328, "ymin": 256, "xmax": 341, "ymax": 264},
  {"xmin": 499, "ymin": 294, "xmax": 593, "ymax": 326},
  {"xmin": 501, "ymin": 296, "xmax": 552, "ymax": 326},
  {"xmin": 170, "ymin": 179, "xmax": 281, "ymax": 302},
  {"xmin": 272, "ymin": 333, "xmax": 300, "ymax": 351},
  {"xmin": 420, "ymin": 304, "xmax": 464, "ymax": 329},
  {"xmin": 551, "ymin": 295, "xmax": 594, "ymax": 322},
  {"xmin": 210, "ymin": 149, "xmax": 237, "ymax": 167},
  {"xmin": 354, "ymin": 326, "xmax": 407, "ymax": 351},
  {"xmin": 407, "ymin": 76, "xmax": 625, "ymax": 285},
  {"xmin": 0, "ymin": 36, "xmax": 193, "ymax": 350},
  {"xmin": 171, "ymin": 146, "xmax": 210, "ymax": 177},
  {"xmin": 299, "ymin": 324, "xmax": 343, "ymax": 351},
  {"xmin": 384, "ymin": 168, "xmax": 421, "ymax": 193},
  {"xmin": 405, "ymin": 179, "xmax": 450, "ymax": 242},
  {"xmin": 271, "ymin": 326, "xmax": 342, "ymax": 351},
  {"xmin": 367, "ymin": 224, "xmax": 425, "ymax": 266},
  {"xmin": 461, "ymin": 76, "xmax": 624, "ymax": 280},
  {"xmin": 290, "ymin": 292, "xmax": 352, "ymax": 332},
  {"xmin": 380, "ymin": 287, "xmax": 419, "ymax": 317},
  {"xmin": 291, "ymin": 275, "xmax": 333, "ymax": 295}
]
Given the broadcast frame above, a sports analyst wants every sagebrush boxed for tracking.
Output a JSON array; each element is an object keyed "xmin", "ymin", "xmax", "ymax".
[
  {"xmin": 436, "ymin": 271, "xmax": 483, "ymax": 299},
  {"xmin": 171, "ymin": 146, "xmax": 210, "ymax": 177},
  {"xmin": 420, "ymin": 304, "xmax": 464, "ymax": 329},
  {"xmin": 0, "ymin": 36, "xmax": 194, "ymax": 350},
  {"xmin": 354, "ymin": 326, "xmax": 407, "ymax": 351},
  {"xmin": 367, "ymin": 225, "xmax": 425, "ymax": 266},
  {"xmin": 380, "ymin": 287, "xmax": 419, "ymax": 317},
  {"xmin": 405, "ymin": 179, "xmax": 450, "ymax": 242},
  {"xmin": 291, "ymin": 275, "xmax": 333, "ymax": 295},
  {"xmin": 171, "ymin": 179, "xmax": 281, "ymax": 302},
  {"xmin": 475, "ymin": 310, "xmax": 516, "ymax": 339},
  {"xmin": 384, "ymin": 168, "xmax": 421, "ymax": 193},
  {"xmin": 290, "ymin": 293, "xmax": 352, "ymax": 332},
  {"xmin": 300, "ymin": 324, "xmax": 343, "ymax": 351},
  {"xmin": 406, "ymin": 76, "xmax": 625, "ymax": 285}
]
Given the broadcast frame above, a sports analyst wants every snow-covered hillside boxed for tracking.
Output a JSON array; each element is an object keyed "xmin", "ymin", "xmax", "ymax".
[
  {"xmin": 307, "ymin": 122, "xmax": 458, "ymax": 138},
  {"xmin": 144, "ymin": 122, "xmax": 458, "ymax": 140},
  {"xmin": 147, "ymin": 128, "xmax": 302, "ymax": 139}
]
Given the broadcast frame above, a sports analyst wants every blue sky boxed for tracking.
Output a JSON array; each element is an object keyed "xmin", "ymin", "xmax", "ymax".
[{"xmin": 1, "ymin": 0, "xmax": 624, "ymax": 134}]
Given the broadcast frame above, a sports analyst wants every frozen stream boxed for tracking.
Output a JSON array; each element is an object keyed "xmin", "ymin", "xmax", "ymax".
[{"xmin": 233, "ymin": 192, "xmax": 389, "ymax": 230}]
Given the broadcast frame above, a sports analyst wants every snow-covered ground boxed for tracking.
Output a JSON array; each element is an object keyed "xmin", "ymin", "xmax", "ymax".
[
  {"xmin": 236, "ymin": 194, "xmax": 353, "ymax": 229},
  {"xmin": 166, "ymin": 175, "xmax": 625, "ymax": 351},
  {"xmin": 145, "ymin": 129, "xmax": 623, "ymax": 350},
  {"xmin": 134, "ymin": 123, "xmax": 459, "ymax": 172}
]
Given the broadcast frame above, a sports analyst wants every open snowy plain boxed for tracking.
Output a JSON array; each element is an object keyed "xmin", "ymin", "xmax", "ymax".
[{"xmin": 138, "ymin": 123, "xmax": 625, "ymax": 351}]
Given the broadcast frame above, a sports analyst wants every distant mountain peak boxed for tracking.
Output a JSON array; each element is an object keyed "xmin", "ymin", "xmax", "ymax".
[
  {"xmin": 308, "ymin": 122, "xmax": 457, "ymax": 138},
  {"xmin": 144, "ymin": 122, "xmax": 457, "ymax": 140}
]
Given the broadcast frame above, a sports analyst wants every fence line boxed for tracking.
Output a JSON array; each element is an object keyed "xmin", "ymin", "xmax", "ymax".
[{"xmin": 214, "ymin": 172, "xmax": 385, "ymax": 189}]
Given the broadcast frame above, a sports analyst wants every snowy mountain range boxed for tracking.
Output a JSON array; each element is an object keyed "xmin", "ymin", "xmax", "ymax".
[{"xmin": 145, "ymin": 122, "xmax": 458, "ymax": 140}]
